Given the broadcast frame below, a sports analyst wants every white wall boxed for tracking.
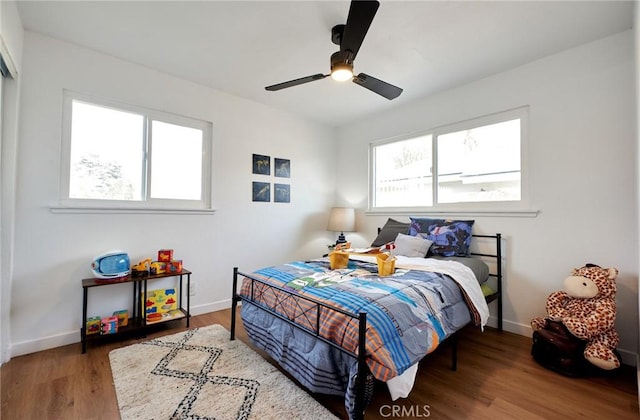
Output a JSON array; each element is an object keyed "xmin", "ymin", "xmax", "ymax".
[
  {"xmin": 336, "ymin": 31, "xmax": 638, "ymax": 365},
  {"xmin": 634, "ymin": 0, "xmax": 640, "ymax": 396},
  {"xmin": 9, "ymin": 31, "xmax": 337, "ymax": 356},
  {"xmin": 0, "ymin": 0, "xmax": 23, "ymax": 364},
  {"xmin": 7, "ymin": 20, "xmax": 639, "ymax": 369},
  {"xmin": 0, "ymin": 0, "xmax": 22, "ymax": 70}
]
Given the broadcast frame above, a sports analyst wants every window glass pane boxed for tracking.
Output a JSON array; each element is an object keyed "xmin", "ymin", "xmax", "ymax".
[
  {"xmin": 150, "ymin": 120, "xmax": 203, "ymax": 200},
  {"xmin": 373, "ymin": 135, "xmax": 433, "ymax": 207},
  {"xmin": 437, "ymin": 119, "xmax": 521, "ymax": 203},
  {"xmin": 69, "ymin": 101, "xmax": 144, "ymax": 200}
]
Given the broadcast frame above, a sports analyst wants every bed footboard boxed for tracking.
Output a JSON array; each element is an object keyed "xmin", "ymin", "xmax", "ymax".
[{"xmin": 231, "ymin": 267, "xmax": 369, "ymax": 420}]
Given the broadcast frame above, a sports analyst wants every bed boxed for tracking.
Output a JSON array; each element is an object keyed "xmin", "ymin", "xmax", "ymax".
[{"xmin": 230, "ymin": 218, "xmax": 503, "ymax": 420}]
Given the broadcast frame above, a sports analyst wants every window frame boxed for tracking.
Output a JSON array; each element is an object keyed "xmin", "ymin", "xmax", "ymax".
[
  {"xmin": 368, "ymin": 106, "xmax": 534, "ymax": 216},
  {"xmin": 55, "ymin": 91, "xmax": 214, "ymax": 214}
]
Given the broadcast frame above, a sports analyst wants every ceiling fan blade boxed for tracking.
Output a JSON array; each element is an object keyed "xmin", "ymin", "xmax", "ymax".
[
  {"xmin": 353, "ymin": 73, "xmax": 403, "ymax": 100},
  {"xmin": 340, "ymin": 0, "xmax": 379, "ymax": 60},
  {"xmin": 265, "ymin": 74, "xmax": 327, "ymax": 91}
]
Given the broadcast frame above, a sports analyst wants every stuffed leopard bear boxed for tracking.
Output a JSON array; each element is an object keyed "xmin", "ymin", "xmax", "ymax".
[{"xmin": 531, "ymin": 264, "xmax": 620, "ymax": 370}]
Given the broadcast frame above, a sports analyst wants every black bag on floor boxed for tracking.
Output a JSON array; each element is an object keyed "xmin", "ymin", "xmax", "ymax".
[{"xmin": 531, "ymin": 320, "xmax": 591, "ymax": 377}]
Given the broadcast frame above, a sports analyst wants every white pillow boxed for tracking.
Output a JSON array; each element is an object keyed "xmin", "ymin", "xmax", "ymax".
[{"xmin": 393, "ymin": 233, "xmax": 432, "ymax": 258}]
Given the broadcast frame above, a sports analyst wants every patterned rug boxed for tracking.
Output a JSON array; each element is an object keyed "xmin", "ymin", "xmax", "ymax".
[{"xmin": 109, "ymin": 324, "xmax": 338, "ymax": 420}]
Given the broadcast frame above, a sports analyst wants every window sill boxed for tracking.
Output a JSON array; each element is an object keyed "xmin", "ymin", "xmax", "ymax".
[
  {"xmin": 50, "ymin": 205, "xmax": 216, "ymax": 215},
  {"xmin": 365, "ymin": 209, "xmax": 539, "ymax": 218}
]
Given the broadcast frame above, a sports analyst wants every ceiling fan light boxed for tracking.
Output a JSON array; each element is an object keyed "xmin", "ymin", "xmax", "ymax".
[{"xmin": 331, "ymin": 67, "xmax": 353, "ymax": 82}]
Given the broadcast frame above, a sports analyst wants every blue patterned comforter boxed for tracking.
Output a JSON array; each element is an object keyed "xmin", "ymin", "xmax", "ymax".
[{"xmin": 239, "ymin": 256, "xmax": 489, "ymax": 416}]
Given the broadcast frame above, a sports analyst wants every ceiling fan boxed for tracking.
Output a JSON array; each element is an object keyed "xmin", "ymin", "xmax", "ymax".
[{"xmin": 265, "ymin": 0, "xmax": 402, "ymax": 100}]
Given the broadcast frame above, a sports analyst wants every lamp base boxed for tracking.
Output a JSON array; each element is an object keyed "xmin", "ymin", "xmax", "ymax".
[{"xmin": 335, "ymin": 232, "xmax": 347, "ymax": 245}]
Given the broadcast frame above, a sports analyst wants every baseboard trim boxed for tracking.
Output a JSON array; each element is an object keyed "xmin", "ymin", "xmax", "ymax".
[
  {"xmin": 497, "ymin": 318, "xmax": 533, "ymax": 337},
  {"xmin": 9, "ymin": 299, "xmax": 233, "ymax": 359},
  {"xmin": 190, "ymin": 299, "xmax": 231, "ymax": 316},
  {"xmin": 1, "ymin": 344, "xmax": 10, "ymax": 365},
  {"xmin": 10, "ymin": 330, "xmax": 79, "ymax": 358},
  {"xmin": 618, "ymin": 348, "xmax": 639, "ymax": 367},
  {"xmin": 8, "ymin": 301, "xmax": 638, "ymax": 369}
]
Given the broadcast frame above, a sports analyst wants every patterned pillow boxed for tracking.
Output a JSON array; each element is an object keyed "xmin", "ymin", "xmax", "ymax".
[
  {"xmin": 408, "ymin": 218, "xmax": 444, "ymax": 237},
  {"xmin": 409, "ymin": 218, "xmax": 474, "ymax": 257}
]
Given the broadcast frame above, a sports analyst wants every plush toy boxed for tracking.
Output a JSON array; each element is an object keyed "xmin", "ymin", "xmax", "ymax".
[{"xmin": 531, "ymin": 264, "xmax": 620, "ymax": 370}]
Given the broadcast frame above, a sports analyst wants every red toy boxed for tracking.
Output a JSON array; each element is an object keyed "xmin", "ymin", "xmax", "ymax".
[{"xmin": 158, "ymin": 249, "xmax": 173, "ymax": 262}]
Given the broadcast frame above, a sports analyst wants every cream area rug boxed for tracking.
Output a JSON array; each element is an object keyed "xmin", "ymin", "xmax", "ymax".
[{"xmin": 109, "ymin": 324, "xmax": 338, "ymax": 420}]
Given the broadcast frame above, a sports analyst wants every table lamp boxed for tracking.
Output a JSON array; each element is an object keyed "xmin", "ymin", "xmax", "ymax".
[{"xmin": 327, "ymin": 207, "xmax": 355, "ymax": 244}]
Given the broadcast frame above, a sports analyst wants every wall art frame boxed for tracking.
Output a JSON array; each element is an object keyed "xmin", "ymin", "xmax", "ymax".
[
  {"xmin": 274, "ymin": 183, "xmax": 290, "ymax": 203},
  {"xmin": 252, "ymin": 154, "xmax": 270, "ymax": 175},
  {"xmin": 252, "ymin": 182, "xmax": 270, "ymax": 202},
  {"xmin": 274, "ymin": 158, "xmax": 291, "ymax": 178}
]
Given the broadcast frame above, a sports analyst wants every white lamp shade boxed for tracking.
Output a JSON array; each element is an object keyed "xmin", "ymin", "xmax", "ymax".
[{"xmin": 327, "ymin": 207, "xmax": 355, "ymax": 232}]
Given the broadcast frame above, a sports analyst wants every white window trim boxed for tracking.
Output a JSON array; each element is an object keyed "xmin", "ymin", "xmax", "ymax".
[
  {"xmin": 368, "ymin": 106, "xmax": 537, "ymax": 217},
  {"xmin": 0, "ymin": 35, "xmax": 18, "ymax": 78},
  {"xmin": 53, "ymin": 90, "xmax": 215, "ymax": 214}
]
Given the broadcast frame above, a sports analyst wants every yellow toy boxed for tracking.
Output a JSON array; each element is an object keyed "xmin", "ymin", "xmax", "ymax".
[
  {"xmin": 150, "ymin": 261, "xmax": 167, "ymax": 275},
  {"xmin": 113, "ymin": 309, "xmax": 129, "ymax": 327},
  {"xmin": 86, "ymin": 316, "xmax": 100, "ymax": 335},
  {"xmin": 131, "ymin": 258, "xmax": 152, "ymax": 277}
]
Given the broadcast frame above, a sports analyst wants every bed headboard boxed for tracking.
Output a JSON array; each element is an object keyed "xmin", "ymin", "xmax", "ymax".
[{"xmin": 470, "ymin": 233, "xmax": 502, "ymax": 331}]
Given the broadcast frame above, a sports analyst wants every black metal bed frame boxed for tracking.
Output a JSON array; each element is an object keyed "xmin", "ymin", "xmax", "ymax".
[
  {"xmin": 470, "ymin": 233, "xmax": 503, "ymax": 331},
  {"xmin": 230, "ymin": 233, "xmax": 503, "ymax": 420}
]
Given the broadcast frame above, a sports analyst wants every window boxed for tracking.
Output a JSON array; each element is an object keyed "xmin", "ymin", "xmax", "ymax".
[
  {"xmin": 59, "ymin": 92, "xmax": 213, "ymax": 212},
  {"xmin": 373, "ymin": 135, "xmax": 433, "ymax": 208},
  {"xmin": 370, "ymin": 107, "xmax": 527, "ymax": 212}
]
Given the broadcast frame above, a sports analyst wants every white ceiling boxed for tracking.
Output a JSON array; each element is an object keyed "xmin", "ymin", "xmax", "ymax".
[{"xmin": 16, "ymin": 1, "xmax": 634, "ymax": 127}]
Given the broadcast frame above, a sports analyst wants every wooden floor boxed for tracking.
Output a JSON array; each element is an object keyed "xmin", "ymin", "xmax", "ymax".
[{"xmin": 2, "ymin": 308, "xmax": 638, "ymax": 419}]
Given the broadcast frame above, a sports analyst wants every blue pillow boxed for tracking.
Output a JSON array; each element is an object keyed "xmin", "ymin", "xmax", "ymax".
[
  {"xmin": 409, "ymin": 218, "xmax": 474, "ymax": 257},
  {"xmin": 408, "ymin": 218, "xmax": 444, "ymax": 237}
]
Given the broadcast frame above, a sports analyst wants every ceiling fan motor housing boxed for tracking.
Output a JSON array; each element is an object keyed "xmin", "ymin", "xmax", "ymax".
[
  {"xmin": 331, "ymin": 24, "xmax": 346, "ymax": 46},
  {"xmin": 330, "ymin": 50, "xmax": 353, "ymax": 74}
]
